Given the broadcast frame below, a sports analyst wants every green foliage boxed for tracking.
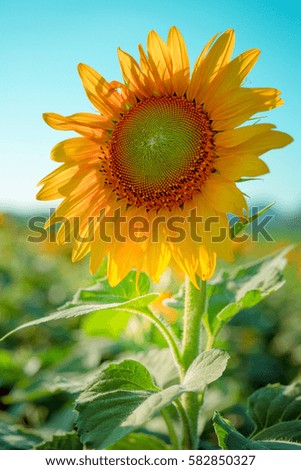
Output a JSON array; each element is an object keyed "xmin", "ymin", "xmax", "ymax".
[
  {"xmin": 74, "ymin": 271, "xmax": 151, "ymax": 303},
  {"xmin": 230, "ymin": 203, "xmax": 275, "ymax": 239},
  {"xmin": 1, "ymin": 293, "xmax": 158, "ymax": 341},
  {"xmin": 0, "ymin": 423, "xmax": 42, "ymax": 450},
  {"xmin": 203, "ymin": 246, "xmax": 290, "ymax": 342},
  {"xmin": 183, "ymin": 349, "xmax": 229, "ymax": 391},
  {"xmin": 83, "ymin": 310, "xmax": 132, "ymax": 339},
  {"xmin": 36, "ymin": 432, "xmax": 83, "ymax": 450},
  {"xmin": 124, "ymin": 348, "xmax": 179, "ymax": 389},
  {"xmin": 108, "ymin": 433, "xmax": 170, "ymax": 450},
  {"xmin": 79, "ymin": 272, "xmax": 151, "ymax": 338},
  {"xmin": 76, "ymin": 350, "xmax": 229, "ymax": 449},
  {"xmin": 214, "ymin": 382, "xmax": 301, "ymax": 450},
  {"xmin": 1, "ymin": 212, "xmax": 300, "ymax": 450},
  {"xmin": 249, "ymin": 382, "xmax": 301, "ymax": 442},
  {"xmin": 213, "ymin": 412, "xmax": 267, "ymax": 450}
]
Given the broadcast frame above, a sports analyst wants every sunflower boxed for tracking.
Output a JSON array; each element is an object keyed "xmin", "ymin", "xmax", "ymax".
[{"xmin": 38, "ymin": 27, "xmax": 292, "ymax": 287}]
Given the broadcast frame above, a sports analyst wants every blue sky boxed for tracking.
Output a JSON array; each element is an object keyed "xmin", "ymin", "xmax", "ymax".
[{"xmin": 0, "ymin": 0, "xmax": 300, "ymax": 213}]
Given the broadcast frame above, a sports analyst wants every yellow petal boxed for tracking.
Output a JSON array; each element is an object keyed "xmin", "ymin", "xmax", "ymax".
[
  {"xmin": 167, "ymin": 26, "xmax": 190, "ymax": 96},
  {"xmin": 43, "ymin": 179, "xmax": 104, "ymax": 227},
  {"xmin": 215, "ymin": 124, "xmax": 276, "ymax": 148},
  {"xmin": 187, "ymin": 29, "xmax": 235, "ymax": 102},
  {"xmin": 78, "ymin": 63, "xmax": 124, "ymax": 118},
  {"xmin": 207, "ymin": 28, "xmax": 235, "ymax": 77},
  {"xmin": 43, "ymin": 112, "xmax": 112, "ymax": 142},
  {"xmin": 37, "ymin": 165, "xmax": 100, "ymax": 202},
  {"xmin": 203, "ymin": 48, "xmax": 260, "ymax": 111},
  {"xmin": 147, "ymin": 242, "xmax": 171, "ymax": 283},
  {"xmin": 187, "ymin": 32, "xmax": 218, "ymax": 101},
  {"xmin": 197, "ymin": 245, "xmax": 216, "ymax": 281},
  {"xmin": 145, "ymin": 215, "xmax": 171, "ymax": 283},
  {"xmin": 169, "ymin": 240, "xmax": 216, "ymax": 285},
  {"xmin": 36, "ymin": 163, "xmax": 80, "ymax": 200},
  {"xmin": 118, "ymin": 48, "xmax": 152, "ymax": 99},
  {"xmin": 211, "ymin": 88, "xmax": 283, "ymax": 130},
  {"xmin": 218, "ymin": 130, "xmax": 293, "ymax": 157},
  {"xmin": 147, "ymin": 30, "xmax": 173, "ymax": 95},
  {"xmin": 187, "ymin": 193, "xmax": 234, "ymax": 262},
  {"xmin": 50, "ymin": 137, "xmax": 101, "ymax": 163},
  {"xmin": 68, "ymin": 200, "xmax": 104, "ymax": 252},
  {"xmin": 169, "ymin": 241, "xmax": 199, "ymax": 288},
  {"xmin": 109, "ymin": 79, "xmax": 138, "ymax": 107},
  {"xmin": 138, "ymin": 43, "xmax": 164, "ymax": 95},
  {"xmin": 119, "ymin": 84, "xmax": 138, "ymax": 106},
  {"xmin": 72, "ymin": 236, "xmax": 91, "ymax": 262},
  {"xmin": 56, "ymin": 217, "xmax": 75, "ymax": 246},
  {"xmin": 107, "ymin": 241, "xmax": 145, "ymax": 287},
  {"xmin": 89, "ymin": 240, "xmax": 108, "ymax": 275},
  {"xmin": 139, "ymin": 43, "xmax": 152, "ymax": 75},
  {"xmin": 214, "ymin": 155, "xmax": 269, "ymax": 180},
  {"xmin": 202, "ymin": 173, "xmax": 247, "ymax": 216},
  {"xmin": 56, "ymin": 202, "xmax": 101, "ymax": 248}
]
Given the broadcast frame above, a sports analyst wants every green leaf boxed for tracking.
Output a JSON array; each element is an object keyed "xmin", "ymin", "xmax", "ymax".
[
  {"xmin": 82, "ymin": 310, "xmax": 132, "ymax": 338},
  {"xmin": 183, "ymin": 349, "xmax": 229, "ymax": 392},
  {"xmin": 0, "ymin": 348, "xmax": 23, "ymax": 386},
  {"xmin": 203, "ymin": 247, "xmax": 290, "ymax": 338},
  {"xmin": 236, "ymin": 177, "xmax": 263, "ymax": 183},
  {"xmin": 83, "ymin": 359, "xmax": 159, "ymax": 394},
  {"xmin": 36, "ymin": 432, "xmax": 83, "ymax": 450},
  {"xmin": 213, "ymin": 412, "xmax": 268, "ymax": 450},
  {"xmin": 253, "ymin": 422, "xmax": 301, "ymax": 442},
  {"xmin": 259, "ymin": 440, "xmax": 301, "ymax": 450},
  {"xmin": 248, "ymin": 382, "xmax": 301, "ymax": 441},
  {"xmin": 125, "ymin": 348, "xmax": 179, "ymax": 389},
  {"xmin": 0, "ymin": 423, "xmax": 42, "ymax": 450},
  {"xmin": 230, "ymin": 202, "xmax": 275, "ymax": 239},
  {"xmin": 108, "ymin": 433, "xmax": 170, "ymax": 450},
  {"xmin": 213, "ymin": 382, "xmax": 301, "ymax": 450},
  {"xmin": 76, "ymin": 350, "xmax": 228, "ymax": 449},
  {"xmin": 75, "ymin": 359, "xmax": 164, "ymax": 449},
  {"xmin": 0, "ymin": 293, "xmax": 158, "ymax": 341},
  {"xmin": 67, "ymin": 271, "xmax": 151, "ymax": 307},
  {"xmin": 249, "ymin": 382, "xmax": 301, "ymax": 433}
]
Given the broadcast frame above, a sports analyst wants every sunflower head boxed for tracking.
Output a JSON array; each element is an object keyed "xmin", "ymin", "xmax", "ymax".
[
  {"xmin": 38, "ymin": 27, "xmax": 293, "ymax": 287},
  {"xmin": 103, "ymin": 95, "xmax": 215, "ymax": 210}
]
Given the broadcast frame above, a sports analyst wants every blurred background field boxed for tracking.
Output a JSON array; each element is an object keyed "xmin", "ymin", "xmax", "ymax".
[{"xmin": 0, "ymin": 207, "xmax": 300, "ymax": 447}]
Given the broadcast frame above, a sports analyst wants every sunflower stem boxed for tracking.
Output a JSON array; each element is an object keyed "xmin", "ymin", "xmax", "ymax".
[
  {"xmin": 182, "ymin": 276, "xmax": 207, "ymax": 369},
  {"xmin": 161, "ymin": 408, "xmax": 179, "ymax": 449},
  {"xmin": 181, "ymin": 276, "xmax": 207, "ymax": 449},
  {"xmin": 175, "ymin": 398, "xmax": 194, "ymax": 450},
  {"xmin": 205, "ymin": 334, "xmax": 215, "ymax": 351},
  {"xmin": 118, "ymin": 307, "xmax": 183, "ymax": 376}
]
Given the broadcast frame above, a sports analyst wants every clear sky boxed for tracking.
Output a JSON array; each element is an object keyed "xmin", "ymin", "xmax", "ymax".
[{"xmin": 0, "ymin": 0, "xmax": 300, "ymax": 213}]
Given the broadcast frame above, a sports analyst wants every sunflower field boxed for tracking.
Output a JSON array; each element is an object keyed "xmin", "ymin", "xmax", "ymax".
[{"xmin": 1, "ymin": 206, "xmax": 300, "ymax": 450}]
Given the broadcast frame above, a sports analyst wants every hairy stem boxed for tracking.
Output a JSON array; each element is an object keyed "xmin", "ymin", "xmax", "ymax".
[
  {"xmin": 175, "ymin": 399, "xmax": 194, "ymax": 450},
  {"xmin": 181, "ymin": 277, "xmax": 207, "ymax": 449},
  {"xmin": 161, "ymin": 408, "xmax": 179, "ymax": 449},
  {"xmin": 182, "ymin": 277, "xmax": 207, "ymax": 368},
  {"xmin": 205, "ymin": 334, "xmax": 215, "ymax": 351}
]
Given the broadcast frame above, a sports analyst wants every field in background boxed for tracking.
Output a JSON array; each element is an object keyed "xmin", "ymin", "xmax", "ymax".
[{"xmin": 0, "ymin": 208, "xmax": 300, "ymax": 447}]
